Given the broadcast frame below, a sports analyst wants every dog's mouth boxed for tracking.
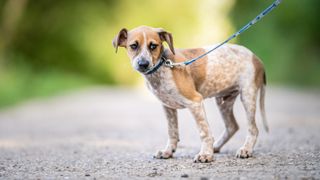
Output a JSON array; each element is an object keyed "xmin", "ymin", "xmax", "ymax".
[{"xmin": 137, "ymin": 67, "xmax": 150, "ymax": 74}]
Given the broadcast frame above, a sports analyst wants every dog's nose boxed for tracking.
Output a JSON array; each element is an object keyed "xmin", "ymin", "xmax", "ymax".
[{"xmin": 138, "ymin": 59, "xmax": 150, "ymax": 70}]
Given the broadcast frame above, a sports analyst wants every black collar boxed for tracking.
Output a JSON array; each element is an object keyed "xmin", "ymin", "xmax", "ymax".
[{"xmin": 144, "ymin": 56, "xmax": 166, "ymax": 75}]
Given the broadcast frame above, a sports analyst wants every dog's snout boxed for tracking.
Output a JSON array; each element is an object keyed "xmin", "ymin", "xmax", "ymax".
[{"xmin": 138, "ymin": 59, "xmax": 150, "ymax": 70}]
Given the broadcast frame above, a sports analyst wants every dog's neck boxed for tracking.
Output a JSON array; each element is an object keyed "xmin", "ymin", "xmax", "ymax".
[{"xmin": 143, "ymin": 48, "xmax": 174, "ymax": 87}]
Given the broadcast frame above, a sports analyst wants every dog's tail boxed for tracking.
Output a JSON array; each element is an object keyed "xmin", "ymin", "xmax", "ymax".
[{"xmin": 260, "ymin": 72, "xmax": 269, "ymax": 132}]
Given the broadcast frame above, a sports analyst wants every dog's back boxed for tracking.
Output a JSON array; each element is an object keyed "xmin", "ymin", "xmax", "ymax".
[{"xmin": 174, "ymin": 44, "xmax": 266, "ymax": 99}]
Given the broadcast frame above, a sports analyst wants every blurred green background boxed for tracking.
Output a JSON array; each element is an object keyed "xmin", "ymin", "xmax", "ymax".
[{"xmin": 0, "ymin": 0, "xmax": 319, "ymax": 108}]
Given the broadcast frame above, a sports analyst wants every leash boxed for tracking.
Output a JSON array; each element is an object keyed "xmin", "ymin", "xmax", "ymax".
[{"xmin": 146, "ymin": 0, "xmax": 282, "ymax": 75}]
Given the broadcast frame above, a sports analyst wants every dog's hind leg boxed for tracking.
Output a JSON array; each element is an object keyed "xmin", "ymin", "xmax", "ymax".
[
  {"xmin": 213, "ymin": 92, "xmax": 239, "ymax": 153},
  {"xmin": 154, "ymin": 106, "xmax": 179, "ymax": 159},
  {"xmin": 236, "ymin": 85, "xmax": 259, "ymax": 158}
]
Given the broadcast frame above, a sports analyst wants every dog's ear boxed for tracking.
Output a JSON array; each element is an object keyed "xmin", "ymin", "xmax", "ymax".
[
  {"xmin": 112, "ymin": 28, "xmax": 128, "ymax": 53},
  {"xmin": 156, "ymin": 28, "xmax": 175, "ymax": 55}
]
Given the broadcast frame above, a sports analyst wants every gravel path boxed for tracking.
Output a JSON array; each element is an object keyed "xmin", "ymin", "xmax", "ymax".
[{"xmin": 0, "ymin": 87, "xmax": 319, "ymax": 179}]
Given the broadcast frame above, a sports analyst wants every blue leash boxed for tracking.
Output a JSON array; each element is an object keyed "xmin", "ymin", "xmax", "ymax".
[{"xmin": 146, "ymin": 0, "xmax": 282, "ymax": 75}]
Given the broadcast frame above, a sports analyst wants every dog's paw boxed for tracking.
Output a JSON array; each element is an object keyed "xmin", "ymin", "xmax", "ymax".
[
  {"xmin": 193, "ymin": 153, "xmax": 214, "ymax": 163},
  {"xmin": 236, "ymin": 147, "xmax": 252, "ymax": 158},
  {"xmin": 153, "ymin": 150, "xmax": 173, "ymax": 159}
]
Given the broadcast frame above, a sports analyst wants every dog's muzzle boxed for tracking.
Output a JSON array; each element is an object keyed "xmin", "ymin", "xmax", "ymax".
[{"xmin": 136, "ymin": 58, "xmax": 151, "ymax": 73}]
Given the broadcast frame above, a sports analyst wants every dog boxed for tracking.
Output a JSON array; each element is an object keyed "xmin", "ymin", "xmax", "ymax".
[{"xmin": 112, "ymin": 26, "xmax": 268, "ymax": 163}]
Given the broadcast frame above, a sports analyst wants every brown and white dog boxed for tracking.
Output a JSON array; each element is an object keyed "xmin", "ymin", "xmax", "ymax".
[{"xmin": 112, "ymin": 26, "xmax": 268, "ymax": 163}]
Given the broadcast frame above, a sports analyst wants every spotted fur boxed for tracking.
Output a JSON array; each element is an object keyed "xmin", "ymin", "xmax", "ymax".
[{"xmin": 113, "ymin": 26, "xmax": 268, "ymax": 162}]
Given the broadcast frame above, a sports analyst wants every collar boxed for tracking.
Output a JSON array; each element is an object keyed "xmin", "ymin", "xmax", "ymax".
[{"xmin": 144, "ymin": 55, "xmax": 166, "ymax": 75}]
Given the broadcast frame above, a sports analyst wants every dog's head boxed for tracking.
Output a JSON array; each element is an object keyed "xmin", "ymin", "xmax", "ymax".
[{"xmin": 112, "ymin": 26, "xmax": 175, "ymax": 74}]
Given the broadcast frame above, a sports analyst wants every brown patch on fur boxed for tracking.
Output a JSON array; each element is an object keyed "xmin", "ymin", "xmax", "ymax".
[
  {"xmin": 172, "ymin": 67, "xmax": 203, "ymax": 102},
  {"xmin": 183, "ymin": 48, "xmax": 207, "ymax": 91},
  {"xmin": 252, "ymin": 55, "xmax": 266, "ymax": 87},
  {"xmin": 164, "ymin": 48, "xmax": 208, "ymax": 102},
  {"xmin": 125, "ymin": 30, "xmax": 143, "ymax": 58}
]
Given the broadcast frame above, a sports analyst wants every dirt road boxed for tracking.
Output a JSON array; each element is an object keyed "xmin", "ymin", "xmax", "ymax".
[{"xmin": 0, "ymin": 87, "xmax": 319, "ymax": 179}]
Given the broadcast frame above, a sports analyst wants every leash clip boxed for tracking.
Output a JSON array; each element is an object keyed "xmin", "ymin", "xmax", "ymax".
[
  {"xmin": 164, "ymin": 59, "xmax": 185, "ymax": 68},
  {"xmin": 164, "ymin": 59, "xmax": 174, "ymax": 68}
]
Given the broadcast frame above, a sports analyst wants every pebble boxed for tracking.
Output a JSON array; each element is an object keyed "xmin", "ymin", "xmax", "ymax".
[{"xmin": 181, "ymin": 174, "xmax": 189, "ymax": 178}]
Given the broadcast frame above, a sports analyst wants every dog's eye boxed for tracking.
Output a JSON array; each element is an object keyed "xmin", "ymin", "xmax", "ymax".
[
  {"xmin": 149, "ymin": 43, "xmax": 158, "ymax": 51},
  {"xmin": 130, "ymin": 43, "xmax": 138, "ymax": 50}
]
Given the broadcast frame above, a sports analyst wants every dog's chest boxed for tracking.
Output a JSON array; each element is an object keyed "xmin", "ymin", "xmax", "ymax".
[{"xmin": 145, "ymin": 69, "xmax": 190, "ymax": 109}]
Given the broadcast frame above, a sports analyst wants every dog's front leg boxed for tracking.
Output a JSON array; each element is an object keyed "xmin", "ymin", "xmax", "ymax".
[
  {"xmin": 154, "ymin": 106, "xmax": 179, "ymax": 159},
  {"xmin": 189, "ymin": 102, "xmax": 214, "ymax": 163}
]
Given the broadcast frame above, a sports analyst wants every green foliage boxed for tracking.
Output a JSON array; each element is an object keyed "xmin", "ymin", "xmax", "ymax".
[
  {"xmin": 0, "ymin": 62, "xmax": 94, "ymax": 108},
  {"xmin": 8, "ymin": 0, "xmax": 119, "ymax": 83},
  {"xmin": 231, "ymin": 0, "xmax": 320, "ymax": 87},
  {"xmin": 0, "ymin": 0, "xmax": 319, "ymax": 108}
]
